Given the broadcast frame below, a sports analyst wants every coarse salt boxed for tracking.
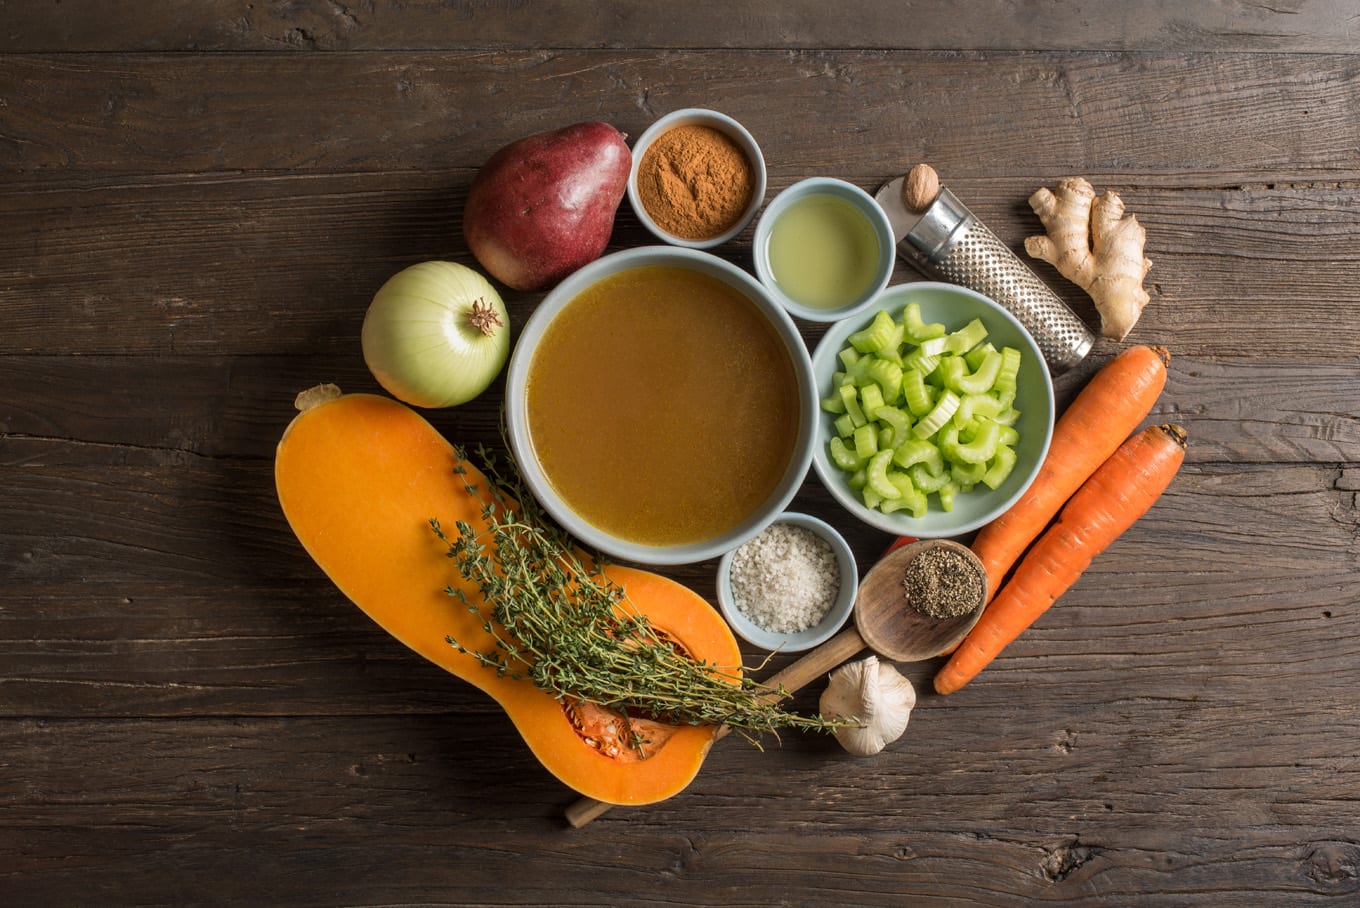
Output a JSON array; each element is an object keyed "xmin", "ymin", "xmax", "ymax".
[{"xmin": 727, "ymin": 523, "xmax": 841, "ymax": 634}]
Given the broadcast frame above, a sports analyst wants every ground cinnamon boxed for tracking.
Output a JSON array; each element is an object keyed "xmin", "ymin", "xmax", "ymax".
[{"xmin": 636, "ymin": 124, "xmax": 754, "ymax": 241}]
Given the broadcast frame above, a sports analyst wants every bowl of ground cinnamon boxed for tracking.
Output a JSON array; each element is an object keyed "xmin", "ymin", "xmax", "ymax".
[{"xmin": 627, "ymin": 108, "xmax": 766, "ymax": 249}]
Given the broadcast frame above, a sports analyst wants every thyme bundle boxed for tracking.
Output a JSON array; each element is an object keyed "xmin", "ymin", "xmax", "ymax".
[{"xmin": 435, "ymin": 445, "xmax": 841, "ymax": 743}]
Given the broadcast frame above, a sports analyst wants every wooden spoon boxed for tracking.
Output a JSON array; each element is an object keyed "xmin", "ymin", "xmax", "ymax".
[{"xmin": 565, "ymin": 539, "xmax": 988, "ymax": 827}]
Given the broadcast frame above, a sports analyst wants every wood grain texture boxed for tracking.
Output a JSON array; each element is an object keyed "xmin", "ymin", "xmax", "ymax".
[
  {"xmin": 3, "ymin": 0, "xmax": 1357, "ymax": 53},
  {"xmin": 4, "ymin": 6, "xmax": 1360, "ymax": 905},
  {"xmin": 5, "ymin": 52, "xmax": 1359, "ymax": 179}
]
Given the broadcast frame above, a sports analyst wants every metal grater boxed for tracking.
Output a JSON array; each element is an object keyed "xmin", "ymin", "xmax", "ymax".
[{"xmin": 875, "ymin": 176, "xmax": 1094, "ymax": 374}]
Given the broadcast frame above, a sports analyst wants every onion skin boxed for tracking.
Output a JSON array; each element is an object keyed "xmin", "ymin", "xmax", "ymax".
[{"xmin": 361, "ymin": 261, "xmax": 510, "ymax": 409}]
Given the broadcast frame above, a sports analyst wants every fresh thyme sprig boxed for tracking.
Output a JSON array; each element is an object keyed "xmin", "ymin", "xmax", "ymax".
[{"xmin": 434, "ymin": 444, "xmax": 845, "ymax": 744}]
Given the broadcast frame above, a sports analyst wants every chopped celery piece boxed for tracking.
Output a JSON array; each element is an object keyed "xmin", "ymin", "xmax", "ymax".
[
  {"xmin": 909, "ymin": 461, "xmax": 950, "ymax": 492},
  {"xmin": 849, "ymin": 309, "xmax": 900, "ymax": 353},
  {"xmin": 862, "ymin": 358, "xmax": 904, "ymax": 405},
  {"xmin": 901, "ymin": 346, "xmax": 941, "ymax": 377},
  {"xmin": 862, "ymin": 486, "xmax": 884, "ymax": 510},
  {"xmin": 848, "ymin": 467, "xmax": 868, "ymax": 490},
  {"xmin": 874, "ymin": 405, "xmax": 911, "ymax": 447},
  {"xmin": 919, "ymin": 317, "xmax": 989, "ymax": 357},
  {"xmin": 981, "ymin": 445, "xmax": 1017, "ymax": 489},
  {"xmin": 936, "ymin": 354, "xmax": 967, "ymax": 392},
  {"xmin": 845, "ymin": 355, "xmax": 875, "ymax": 384},
  {"xmin": 866, "ymin": 449, "xmax": 902, "ymax": 499},
  {"xmin": 997, "ymin": 423, "xmax": 1021, "ymax": 447},
  {"xmin": 892, "ymin": 437, "xmax": 943, "ymax": 472},
  {"xmin": 952, "ymin": 349, "xmax": 1003, "ymax": 395},
  {"xmin": 881, "ymin": 474, "xmax": 928, "ymax": 516},
  {"xmin": 828, "ymin": 436, "xmax": 865, "ymax": 471},
  {"xmin": 858, "ymin": 381, "xmax": 885, "ymax": 416},
  {"xmin": 993, "ymin": 347, "xmax": 1022, "ymax": 396},
  {"xmin": 913, "ymin": 390, "xmax": 961, "ymax": 438},
  {"xmin": 945, "ymin": 417, "xmax": 1002, "ymax": 464},
  {"xmin": 901, "ymin": 302, "xmax": 946, "ymax": 342},
  {"xmin": 852, "ymin": 423, "xmax": 879, "ymax": 459},
  {"xmin": 937, "ymin": 480, "xmax": 959, "ymax": 512},
  {"xmin": 901, "ymin": 368, "xmax": 935, "ymax": 417},
  {"xmin": 833, "ymin": 412, "xmax": 857, "ymax": 438},
  {"xmin": 839, "ymin": 383, "xmax": 867, "ymax": 427},
  {"xmin": 838, "ymin": 346, "xmax": 861, "ymax": 371},
  {"xmin": 949, "ymin": 318, "xmax": 989, "ymax": 354},
  {"xmin": 954, "ymin": 392, "xmax": 1005, "ymax": 431},
  {"xmin": 820, "ymin": 392, "xmax": 847, "ymax": 414},
  {"xmin": 950, "ymin": 458, "xmax": 988, "ymax": 486},
  {"xmin": 964, "ymin": 341, "xmax": 997, "ymax": 371}
]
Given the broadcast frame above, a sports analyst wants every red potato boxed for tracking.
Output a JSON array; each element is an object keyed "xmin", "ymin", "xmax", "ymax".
[{"xmin": 462, "ymin": 121, "xmax": 632, "ymax": 292}]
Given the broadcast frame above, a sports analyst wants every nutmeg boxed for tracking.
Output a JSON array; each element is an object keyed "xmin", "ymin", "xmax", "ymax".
[{"xmin": 901, "ymin": 164, "xmax": 940, "ymax": 212}]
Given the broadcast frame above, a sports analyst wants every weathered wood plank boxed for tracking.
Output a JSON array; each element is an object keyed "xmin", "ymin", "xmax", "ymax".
[
  {"xmin": 3, "ymin": 0, "xmax": 1358, "ymax": 54},
  {"xmin": 4, "ymin": 174, "xmax": 1360, "ymax": 358},
  {"xmin": 2, "ymin": 711, "xmax": 1356, "ymax": 905},
  {"xmin": 1, "ymin": 353, "xmax": 1356, "ymax": 465},
  {"xmin": 3, "ymin": 52, "xmax": 1358, "ymax": 181}
]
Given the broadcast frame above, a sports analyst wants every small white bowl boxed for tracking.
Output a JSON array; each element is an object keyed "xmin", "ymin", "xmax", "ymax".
[
  {"xmin": 627, "ymin": 108, "xmax": 767, "ymax": 249},
  {"xmin": 753, "ymin": 177, "xmax": 895, "ymax": 323},
  {"xmin": 715, "ymin": 512, "xmax": 859, "ymax": 652}
]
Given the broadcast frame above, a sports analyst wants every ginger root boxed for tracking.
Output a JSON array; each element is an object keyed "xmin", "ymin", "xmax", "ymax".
[{"xmin": 1024, "ymin": 177, "xmax": 1152, "ymax": 341}]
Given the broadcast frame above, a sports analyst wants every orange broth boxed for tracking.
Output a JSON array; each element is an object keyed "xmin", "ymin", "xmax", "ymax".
[{"xmin": 525, "ymin": 265, "xmax": 800, "ymax": 547}]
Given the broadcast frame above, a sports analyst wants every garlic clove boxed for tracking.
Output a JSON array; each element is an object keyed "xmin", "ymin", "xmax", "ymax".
[{"xmin": 819, "ymin": 655, "xmax": 916, "ymax": 756}]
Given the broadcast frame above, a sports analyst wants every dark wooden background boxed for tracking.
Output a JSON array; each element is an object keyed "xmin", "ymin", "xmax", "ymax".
[{"xmin": 4, "ymin": 2, "xmax": 1358, "ymax": 905}]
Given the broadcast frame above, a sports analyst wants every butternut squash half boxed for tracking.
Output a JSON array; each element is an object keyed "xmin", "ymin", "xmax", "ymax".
[{"xmin": 275, "ymin": 388, "xmax": 741, "ymax": 805}]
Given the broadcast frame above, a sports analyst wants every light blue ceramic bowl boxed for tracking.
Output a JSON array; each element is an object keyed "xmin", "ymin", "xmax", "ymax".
[
  {"xmin": 504, "ymin": 246, "xmax": 818, "ymax": 566},
  {"xmin": 753, "ymin": 177, "xmax": 895, "ymax": 323},
  {"xmin": 715, "ymin": 512, "xmax": 859, "ymax": 652},
  {"xmin": 810, "ymin": 282, "xmax": 1056, "ymax": 538}
]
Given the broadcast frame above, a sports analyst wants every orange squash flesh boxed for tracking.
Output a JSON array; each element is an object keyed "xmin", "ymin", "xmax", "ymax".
[{"xmin": 275, "ymin": 390, "xmax": 742, "ymax": 806}]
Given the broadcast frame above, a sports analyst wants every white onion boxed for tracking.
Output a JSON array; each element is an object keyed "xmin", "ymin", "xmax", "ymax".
[{"xmin": 361, "ymin": 261, "xmax": 511, "ymax": 408}]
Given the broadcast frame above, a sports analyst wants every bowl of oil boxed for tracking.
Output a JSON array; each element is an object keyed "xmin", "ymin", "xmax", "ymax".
[{"xmin": 753, "ymin": 177, "xmax": 896, "ymax": 323}]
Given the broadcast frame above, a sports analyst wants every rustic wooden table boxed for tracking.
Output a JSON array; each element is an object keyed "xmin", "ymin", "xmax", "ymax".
[{"xmin": 5, "ymin": 3, "xmax": 1359, "ymax": 905}]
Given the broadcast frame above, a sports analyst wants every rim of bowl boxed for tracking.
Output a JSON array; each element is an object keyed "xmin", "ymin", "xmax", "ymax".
[
  {"xmin": 809, "ymin": 281, "xmax": 1056, "ymax": 537},
  {"xmin": 752, "ymin": 176, "xmax": 896, "ymax": 324},
  {"xmin": 504, "ymin": 246, "xmax": 817, "ymax": 566},
  {"xmin": 715, "ymin": 512, "xmax": 859, "ymax": 653},
  {"xmin": 626, "ymin": 108, "xmax": 768, "ymax": 250}
]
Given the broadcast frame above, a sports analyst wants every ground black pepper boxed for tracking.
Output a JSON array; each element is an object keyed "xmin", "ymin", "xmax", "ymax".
[{"xmin": 902, "ymin": 545, "xmax": 985, "ymax": 619}]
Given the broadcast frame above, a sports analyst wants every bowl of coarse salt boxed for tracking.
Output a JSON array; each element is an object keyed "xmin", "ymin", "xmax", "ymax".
[{"xmin": 715, "ymin": 512, "xmax": 858, "ymax": 652}]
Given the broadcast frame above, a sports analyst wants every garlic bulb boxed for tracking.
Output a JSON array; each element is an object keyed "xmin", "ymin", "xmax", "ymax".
[{"xmin": 819, "ymin": 655, "xmax": 917, "ymax": 756}]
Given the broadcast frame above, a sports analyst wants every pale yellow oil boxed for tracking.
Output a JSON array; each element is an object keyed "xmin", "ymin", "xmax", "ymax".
[{"xmin": 767, "ymin": 193, "xmax": 880, "ymax": 309}]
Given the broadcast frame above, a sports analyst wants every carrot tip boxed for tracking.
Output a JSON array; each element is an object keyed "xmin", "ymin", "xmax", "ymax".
[{"xmin": 932, "ymin": 671, "xmax": 963, "ymax": 695}]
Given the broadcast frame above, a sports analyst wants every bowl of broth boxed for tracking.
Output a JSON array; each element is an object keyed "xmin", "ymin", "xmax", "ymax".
[{"xmin": 505, "ymin": 246, "xmax": 819, "ymax": 565}]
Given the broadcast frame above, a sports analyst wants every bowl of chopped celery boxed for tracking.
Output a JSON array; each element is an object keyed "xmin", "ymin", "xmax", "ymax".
[{"xmin": 810, "ymin": 282, "xmax": 1055, "ymax": 538}]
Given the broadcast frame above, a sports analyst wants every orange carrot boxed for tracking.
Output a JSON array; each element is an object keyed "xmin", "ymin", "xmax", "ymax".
[
  {"xmin": 970, "ymin": 344, "xmax": 1169, "ymax": 600},
  {"xmin": 934, "ymin": 423, "xmax": 1187, "ymax": 694}
]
